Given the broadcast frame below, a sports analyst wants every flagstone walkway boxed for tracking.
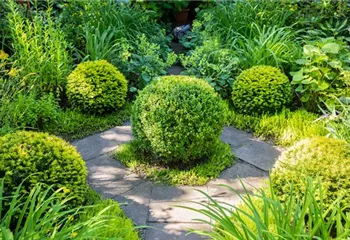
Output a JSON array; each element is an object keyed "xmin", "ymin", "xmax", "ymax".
[{"xmin": 73, "ymin": 122, "xmax": 283, "ymax": 240}]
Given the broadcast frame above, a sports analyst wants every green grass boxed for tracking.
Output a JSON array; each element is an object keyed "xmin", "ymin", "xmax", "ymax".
[
  {"xmin": 226, "ymin": 108, "xmax": 327, "ymax": 147},
  {"xmin": 46, "ymin": 103, "xmax": 132, "ymax": 141},
  {"xmin": 115, "ymin": 140, "xmax": 234, "ymax": 186}
]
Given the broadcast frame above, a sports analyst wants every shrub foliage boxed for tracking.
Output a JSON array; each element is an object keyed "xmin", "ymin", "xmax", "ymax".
[
  {"xmin": 0, "ymin": 131, "xmax": 88, "ymax": 205},
  {"xmin": 131, "ymin": 75, "xmax": 227, "ymax": 165},
  {"xmin": 67, "ymin": 60, "xmax": 127, "ymax": 114},
  {"xmin": 232, "ymin": 65, "xmax": 293, "ymax": 115},
  {"xmin": 271, "ymin": 137, "xmax": 350, "ymax": 211}
]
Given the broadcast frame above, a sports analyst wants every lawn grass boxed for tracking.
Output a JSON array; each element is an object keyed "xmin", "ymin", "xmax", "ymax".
[
  {"xmin": 46, "ymin": 103, "xmax": 132, "ymax": 141},
  {"xmin": 115, "ymin": 139, "xmax": 234, "ymax": 186},
  {"xmin": 226, "ymin": 108, "xmax": 327, "ymax": 147}
]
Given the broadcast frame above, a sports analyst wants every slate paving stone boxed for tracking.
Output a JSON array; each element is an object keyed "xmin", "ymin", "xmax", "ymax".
[
  {"xmin": 86, "ymin": 154, "xmax": 127, "ymax": 182},
  {"xmin": 151, "ymin": 185, "xmax": 209, "ymax": 202},
  {"xmin": 73, "ymin": 124, "xmax": 132, "ymax": 160},
  {"xmin": 145, "ymin": 223, "xmax": 209, "ymax": 240},
  {"xmin": 233, "ymin": 139, "xmax": 282, "ymax": 171},
  {"xmin": 219, "ymin": 160, "xmax": 268, "ymax": 180},
  {"xmin": 221, "ymin": 127, "xmax": 253, "ymax": 149},
  {"xmin": 148, "ymin": 200, "xmax": 210, "ymax": 223},
  {"xmin": 207, "ymin": 178, "xmax": 267, "ymax": 199}
]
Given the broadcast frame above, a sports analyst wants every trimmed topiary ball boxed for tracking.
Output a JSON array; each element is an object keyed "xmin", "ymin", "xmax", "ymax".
[
  {"xmin": 232, "ymin": 65, "xmax": 292, "ymax": 115},
  {"xmin": 271, "ymin": 137, "xmax": 350, "ymax": 211},
  {"xmin": 67, "ymin": 60, "xmax": 127, "ymax": 114},
  {"xmin": 0, "ymin": 131, "xmax": 88, "ymax": 205},
  {"xmin": 131, "ymin": 75, "xmax": 227, "ymax": 165}
]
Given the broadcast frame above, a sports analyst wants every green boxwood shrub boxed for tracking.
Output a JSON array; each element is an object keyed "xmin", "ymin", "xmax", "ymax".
[
  {"xmin": 0, "ymin": 131, "xmax": 88, "ymax": 205},
  {"xmin": 67, "ymin": 60, "xmax": 127, "ymax": 114},
  {"xmin": 271, "ymin": 137, "xmax": 350, "ymax": 210},
  {"xmin": 231, "ymin": 65, "xmax": 292, "ymax": 115},
  {"xmin": 131, "ymin": 75, "xmax": 227, "ymax": 165}
]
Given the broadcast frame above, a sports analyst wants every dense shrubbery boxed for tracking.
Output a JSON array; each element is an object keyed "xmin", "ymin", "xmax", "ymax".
[
  {"xmin": 0, "ymin": 131, "xmax": 88, "ymax": 205},
  {"xmin": 231, "ymin": 66, "xmax": 293, "ymax": 115},
  {"xmin": 271, "ymin": 137, "xmax": 350, "ymax": 211},
  {"xmin": 67, "ymin": 60, "xmax": 127, "ymax": 114},
  {"xmin": 132, "ymin": 75, "xmax": 227, "ymax": 165}
]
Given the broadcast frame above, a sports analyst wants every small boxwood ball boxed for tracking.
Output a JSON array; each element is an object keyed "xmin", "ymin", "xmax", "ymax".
[
  {"xmin": 131, "ymin": 75, "xmax": 227, "ymax": 165},
  {"xmin": 0, "ymin": 131, "xmax": 88, "ymax": 205},
  {"xmin": 271, "ymin": 137, "xmax": 350, "ymax": 211},
  {"xmin": 67, "ymin": 60, "xmax": 127, "ymax": 114},
  {"xmin": 232, "ymin": 65, "xmax": 292, "ymax": 115}
]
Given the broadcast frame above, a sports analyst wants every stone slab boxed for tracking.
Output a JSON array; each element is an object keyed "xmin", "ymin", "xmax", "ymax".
[
  {"xmin": 114, "ymin": 194, "xmax": 150, "ymax": 226},
  {"xmin": 86, "ymin": 154, "xmax": 127, "ymax": 182},
  {"xmin": 73, "ymin": 124, "xmax": 132, "ymax": 160},
  {"xmin": 218, "ymin": 160, "xmax": 268, "ymax": 180},
  {"xmin": 148, "ymin": 200, "xmax": 210, "ymax": 223},
  {"xmin": 233, "ymin": 140, "xmax": 282, "ymax": 171},
  {"xmin": 207, "ymin": 178, "xmax": 267, "ymax": 199},
  {"xmin": 151, "ymin": 185, "xmax": 208, "ymax": 202},
  {"xmin": 220, "ymin": 127, "xmax": 253, "ymax": 149},
  {"xmin": 145, "ymin": 223, "xmax": 209, "ymax": 240}
]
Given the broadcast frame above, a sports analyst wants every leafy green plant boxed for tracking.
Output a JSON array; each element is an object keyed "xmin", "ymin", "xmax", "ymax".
[
  {"xmin": 67, "ymin": 60, "xmax": 127, "ymax": 114},
  {"xmin": 132, "ymin": 76, "xmax": 227, "ymax": 165},
  {"xmin": 230, "ymin": 24, "xmax": 301, "ymax": 71},
  {"xmin": 180, "ymin": 37, "xmax": 239, "ymax": 99},
  {"xmin": 184, "ymin": 179, "xmax": 350, "ymax": 239},
  {"xmin": 115, "ymin": 139, "xmax": 233, "ymax": 186},
  {"xmin": 271, "ymin": 137, "xmax": 350, "ymax": 211},
  {"xmin": 291, "ymin": 38, "xmax": 350, "ymax": 112},
  {"xmin": 320, "ymin": 97, "xmax": 350, "ymax": 143},
  {"xmin": 0, "ymin": 93, "xmax": 59, "ymax": 134},
  {"xmin": 7, "ymin": 0, "xmax": 72, "ymax": 96},
  {"xmin": 0, "ymin": 131, "xmax": 88, "ymax": 206},
  {"xmin": 0, "ymin": 182, "xmax": 140, "ymax": 239},
  {"xmin": 232, "ymin": 65, "xmax": 293, "ymax": 115},
  {"xmin": 115, "ymin": 34, "xmax": 176, "ymax": 93}
]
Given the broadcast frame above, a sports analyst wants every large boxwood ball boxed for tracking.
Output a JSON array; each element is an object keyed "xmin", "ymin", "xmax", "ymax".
[
  {"xmin": 232, "ymin": 65, "xmax": 292, "ymax": 115},
  {"xmin": 0, "ymin": 131, "xmax": 88, "ymax": 205},
  {"xmin": 271, "ymin": 137, "xmax": 350, "ymax": 210},
  {"xmin": 67, "ymin": 60, "xmax": 127, "ymax": 114},
  {"xmin": 131, "ymin": 75, "xmax": 227, "ymax": 165}
]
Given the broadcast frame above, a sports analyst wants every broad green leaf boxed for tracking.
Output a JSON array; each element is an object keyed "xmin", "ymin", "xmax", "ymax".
[
  {"xmin": 291, "ymin": 69, "xmax": 303, "ymax": 83},
  {"xmin": 317, "ymin": 82, "xmax": 329, "ymax": 91},
  {"xmin": 322, "ymin": 42, "xmax": 340, "ymax": 54},
  {"xmin": 327, "ymin": 60, "xmax": 342, "ymax": 68},
  {"xmin": 301, "ymin": 94, "xmax": 310, "ymax": 102},
  {"xmin": 303, "ymin": 45, "xmax": 320, "ymax": 55},
  {"xmin": 296, "ymin": 59, "xmax": 310, "ymax": 65}
]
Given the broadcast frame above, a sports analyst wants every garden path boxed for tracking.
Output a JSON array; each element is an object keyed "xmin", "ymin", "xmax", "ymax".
[{"xmin": 73, "ymin": 122, "xmax": 283, "ymax": 240}]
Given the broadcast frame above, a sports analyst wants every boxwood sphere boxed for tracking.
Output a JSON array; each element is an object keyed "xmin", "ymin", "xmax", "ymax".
[
  {"xmin": 67, "ymin": 60, "xmax": 127, "ymax": 114},
  {"xmin": 0, "ymin": 131, "xmax": 88, "ymax": 205},
  {"xmin": 232, "ymin": 65, "xmax": 292, "ymax": 115},
  {"xmin": 271, "ymin": 137, "xmax": 350, "ymax": 211},
  {"xmin": 131, "ymin": 75, "xmax": 227, "ymax": 165}
]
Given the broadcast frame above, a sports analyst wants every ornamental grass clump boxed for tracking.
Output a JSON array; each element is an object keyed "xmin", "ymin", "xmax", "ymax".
[
  {"xmin": 67, "ymin": 60, "xmax": 127, "ymax": 114},
  {"xmin": 232, "ymin": 65, "xmax": 293, "ymax": 115},
  {"xmin": 271, "ymin": 137, "xmax": 350, "ymax": 211},
  {"xmin": 0, "ymin": 131, "xmax": 88, "ymax": 206},
  {"xmin": 131, "ymin": 75, "xmax": 227, "ymax": 165}
]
